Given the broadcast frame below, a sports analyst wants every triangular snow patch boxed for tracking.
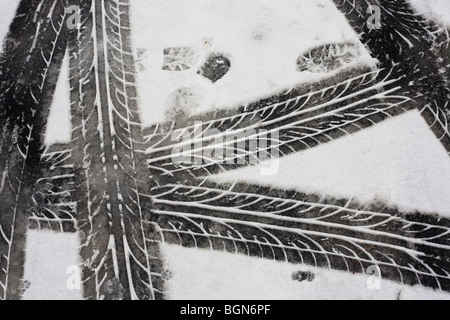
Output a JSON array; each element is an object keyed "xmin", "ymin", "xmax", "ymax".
[{"xmin": 45, "ymin": 49, "xmax": 72, "ymax": 146}]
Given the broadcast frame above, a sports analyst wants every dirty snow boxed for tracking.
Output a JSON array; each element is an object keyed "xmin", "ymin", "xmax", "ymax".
[
  {"xmin": 130, "ymin": 0, "xmax": 376, "ymax": 127},
  {"xmin": 211, "ymin": 110, "xmax": 450, "ymax": 218}
]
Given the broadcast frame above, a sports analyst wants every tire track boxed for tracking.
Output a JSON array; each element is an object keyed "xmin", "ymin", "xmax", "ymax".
[
  {"xmin": 0, "ymin": 0, "xmax": 70, "ymax": 300},
  {"xmin": 145, "ymin": 67, "xmax": 414, "ymax": 178},
  {"xmin": 68, "ymin": 0, "xmax": 165, "ymax": 300},
  {"xmin": 150, "ymin": 181, "xmax": 450, "ymax": 291}
]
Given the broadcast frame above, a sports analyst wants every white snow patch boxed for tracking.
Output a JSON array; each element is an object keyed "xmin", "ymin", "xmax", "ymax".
[
  {"xmin": 408, "ymin": 0, "xmax": 450, "ymax": 28},
  {"xmin": 0, "ymin": 0, "xmax": 19, "ymax": 52},
  {"xmin": 130, "ymin": 0, "xmax": 377, "ymax": 126},
  {"xmin": 210, "ymin": 110, "xmax": 450, "ymax": 218},
  {"xmin": 45, "ymin": 49, "xmax": 72, "ymax": 145},
  {"xmin": 162, "ymin": 243, "xmax": 450, "ymax": 300},
  {"xmin": 22, "ymin": 230, "xmax": 83, "ymax": 300}
]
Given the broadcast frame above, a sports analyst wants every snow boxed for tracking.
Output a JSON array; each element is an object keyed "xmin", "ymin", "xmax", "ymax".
[
  {"xmin": 0, "ymin": 0, "xmax": 20, "ymax": 52},
  {"xmin": 408, "ymin": 0, "xmax": 450, "ymax": 28},
  {"xmin": 45, "ymin": 49, "xmax": 72, "ymax": 145},
  {"xmin": 22, "ymin": 230, "xmax": 83, "ymax": 300},
  {"xmin": 162, "ymin": 243, "xmax": 450, "ymax": 300},
  {"xmin": 210, "ymin": 110, "xmax": 450, "ymax": 218},
  {"xmin": 130, "ymin": 0, "xmax": 377, "ymax": 127}
]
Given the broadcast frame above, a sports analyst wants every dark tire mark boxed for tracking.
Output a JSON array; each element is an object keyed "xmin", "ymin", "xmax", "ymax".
[
  {"xmin": 0, "ymin": 0, "xmax": 70, "ymax": 300},
  {"xmin": 151, "ymin": 181, "xmax": 450, "ymax": 292},
  {"xmin": 67, "ymin": 0, "xmax": 166, "ymax": 300},
  {"xmin": 28, "ymin": 144, "xmax": 77, "ymax": 233}
]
